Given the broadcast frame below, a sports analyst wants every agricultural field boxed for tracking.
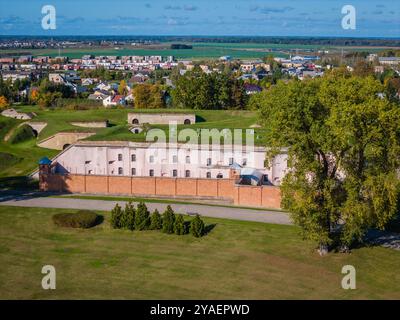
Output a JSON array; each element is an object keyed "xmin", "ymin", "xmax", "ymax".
[
  {"xmin": 1, "ymin": 42, "xmax": 392, "ymax": 60},
  {"xmin": 0, "ymin": 206, "xmax": 399, "ymax": 299}
]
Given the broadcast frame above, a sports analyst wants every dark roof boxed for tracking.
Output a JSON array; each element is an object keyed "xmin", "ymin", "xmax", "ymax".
[
  {"xmin": 38, "ymin": 157, "xmax": 52, "ymax": 165},
  {"xmin": 244, "ymin": 84, "xmax": 262, "ymax": 92}
]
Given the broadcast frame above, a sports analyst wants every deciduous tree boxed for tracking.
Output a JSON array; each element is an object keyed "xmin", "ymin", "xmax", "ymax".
[{"xmin": 259, "ymin": 76, "xmax": 400, "ymax": 254}]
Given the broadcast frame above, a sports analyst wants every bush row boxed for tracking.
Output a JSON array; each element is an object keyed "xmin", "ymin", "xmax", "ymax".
[{"xmin": 111, "ymin": 202, "xmax": 206, "ymax": 237}]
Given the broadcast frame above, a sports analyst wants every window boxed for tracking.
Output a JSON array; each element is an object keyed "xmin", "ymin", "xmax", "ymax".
[
  {"xmin": 118, "ymin": 167, "xmax": 123, "ymax": 175},
  {"xmin": 149, "ymin": 155, "xmax": 154, "ymax": 163},
  {"xmin": 206, "ymin": 172, "xmax": 211, "ymax": 179},
  {"xmin": 186, "ymin": 156, "xmax": 190, "ymax": 164},
  {"xmin": 118, "ymin": 154, "xmax": 123, "ymax": 161},
  {"xmin": 242, "ymin": 158, "xmax": 247, "ymax": 166},
  {"xmin": 207, "ymin": 158, "xmax": 212, "ymax": 166},
  {"xmin": 172, "ymin": 169, "xmax": 178, "ymax": 177},
  {"xmin": 132, "ymin": 168, "xmax": 136, "ymax": 176},
  {"xmin": 185, "ymin": 170, "xmax": 191, "ymax": 178},
  {"xmin": 131, "ymin": 154, "xmax": 136, "ymax": 162},
  {"xmin": 184, "ymin": 119, "xmax": 191, "ymax": 125},
  {"xmin": 229, "ymin": 158, "xmax": 234, "ymax": 165},
  {"xmin": 132, "ymin": 118, "xmax": 139, "ymax": 124},
  {"xmin": 217, "ymin": 173, "xmax": 223, "ymax": 179},
  {"xmin": 172, "ymin": 155, "xmax": 178, "ymax": 163},
  {"xmin": 149, "ymin": 169, "xmax": 154, "ymax": 177}
]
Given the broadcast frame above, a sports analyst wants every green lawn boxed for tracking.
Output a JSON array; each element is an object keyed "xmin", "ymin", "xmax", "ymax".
[
  {"xmin": 0, "ymin": 206, "xmax": 399, "ymax": 299},
  {"xmin": 0, "ymin": 116, "xmax": 58, "ymax": 181}
]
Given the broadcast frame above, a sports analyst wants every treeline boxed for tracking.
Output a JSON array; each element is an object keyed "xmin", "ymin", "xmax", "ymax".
[
  {"xmin": 170, "ymin": 44, "xmax": 193, "ymax": 49},
  {"xmin": 8, "ymin": 36, "xmax": 400, "ymax": 47},
  {"xmin": 111, "ymin": 202, "xmax": 207, "ymax": 238},
  {"xmin": 171, "ymin": 70, "xmax": 248, "ymax": 110}
]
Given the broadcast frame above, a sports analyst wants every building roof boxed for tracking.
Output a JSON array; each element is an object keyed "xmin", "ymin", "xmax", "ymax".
[{"xmin": 38, "ymin": 157, "xmax": 52, "ymax": 165}]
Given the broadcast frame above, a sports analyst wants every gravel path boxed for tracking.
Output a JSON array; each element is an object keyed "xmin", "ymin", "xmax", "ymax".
[{"xmin": 0, "ymin": 192, "xmax": 292, "ymax": 225}]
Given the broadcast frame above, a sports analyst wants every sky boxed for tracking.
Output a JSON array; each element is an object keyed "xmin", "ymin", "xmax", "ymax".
[{"xmin": 0, "ymin": 0, "xmax": 399, "ymax": 37}]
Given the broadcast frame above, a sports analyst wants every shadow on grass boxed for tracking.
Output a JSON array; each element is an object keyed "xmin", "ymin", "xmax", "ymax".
[
  {"xmin": 0, "ymin": 176, "xmax": 38, "ymax": 192},
  {"xmin": 195, "ymin": 115, "xmax": 206, "ymax": 123},
  {"xmin": 94, "ymin": 214, "xmax": 105, "ymax": 227},
  {"xmin": 204, "ymin": 223, "xmax": 217, "ymax": 236}
]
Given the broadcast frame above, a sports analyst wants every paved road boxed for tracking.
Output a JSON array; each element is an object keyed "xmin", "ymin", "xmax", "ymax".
[{"xmin": 0, "ymin": 192, "xmax": 292, "ymax": 225}]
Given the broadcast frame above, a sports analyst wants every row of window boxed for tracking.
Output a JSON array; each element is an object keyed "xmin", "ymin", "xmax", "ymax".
[
  {"xmin": 118, "ymin": 154, "xmax": 247, "ymax": 166},
  {"xmin": 116, "ymin": 167, "xmax": 223, "ymax": 179}
]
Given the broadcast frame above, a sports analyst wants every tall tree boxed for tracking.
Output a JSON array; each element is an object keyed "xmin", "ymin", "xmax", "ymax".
[{"xmin": 259, "ymin": 76, "xmax": 400, "ymax": 254}]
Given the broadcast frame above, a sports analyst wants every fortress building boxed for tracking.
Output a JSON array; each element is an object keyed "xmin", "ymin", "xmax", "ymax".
[{"xmin": 37, "ymin": 141, "xmax": 288, "ymax": 209}]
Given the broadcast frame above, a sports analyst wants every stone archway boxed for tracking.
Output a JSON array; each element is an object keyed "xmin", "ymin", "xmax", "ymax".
[
  {"xmin": 132, "ymin": 119, "xmax": 139, "ymax": 125},
  {"xmin": 63, "ymin": 144, "xmax": 71, "ymax": 150},
  {"xmin": 184, "ymin": 119, "xmax": 191, "ymax": 125}
]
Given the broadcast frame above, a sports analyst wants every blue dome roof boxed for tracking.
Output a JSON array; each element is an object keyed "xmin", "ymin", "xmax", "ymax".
[{"xmin": 38, "ymin": 157, "xmax": 52, "ymax": 165}]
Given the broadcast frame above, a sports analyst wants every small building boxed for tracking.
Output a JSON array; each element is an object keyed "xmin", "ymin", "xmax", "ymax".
[
  {"xmin": 1, "ymin": 108, "xmax": 36, "ymax": 120},
  {"xmin": 244, "ymin": 84, "xmax": 262, "ymax": 95},
  {"xmin": 127, "ymin": 112, "xmax": 196, "ymax": 125},
  {"xmin": 103, "ymin": 95, "xmax": 126, "ymax": 107}
]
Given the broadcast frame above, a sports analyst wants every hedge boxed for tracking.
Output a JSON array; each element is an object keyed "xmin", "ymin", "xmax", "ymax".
[{"xmin": 53, "ymin": 210, "xmax": 100, "ymax": 229}]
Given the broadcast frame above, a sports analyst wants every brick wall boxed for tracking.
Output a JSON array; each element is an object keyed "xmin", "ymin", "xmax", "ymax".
[{"xmin": 39, "ymin": 173, "xmax": 282, "ymax": 209}]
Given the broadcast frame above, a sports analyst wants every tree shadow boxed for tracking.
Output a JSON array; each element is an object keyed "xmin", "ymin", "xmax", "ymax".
[
  {"xmin": 195, "ymin": 115, "xmax": 206, "ymax": 123},
  {"xmin": 93, "ymin": 214, "xmax": 105, "ymax": 227},
  {"xmin": 204, "ymin": 223, "xmax": 217, "ymax": 236}
]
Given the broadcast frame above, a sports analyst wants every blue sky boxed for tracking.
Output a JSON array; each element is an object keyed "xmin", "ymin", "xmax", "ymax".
[{"xmin": 0, "ymin": 0, "xmax": 399, "ymax": 37}]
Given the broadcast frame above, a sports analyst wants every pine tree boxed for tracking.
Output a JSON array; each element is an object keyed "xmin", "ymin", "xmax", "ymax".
[
  {"xmin": 135, "ymin": 202, "xmax": 150, "ymax": 231},
  {"xmin": 162, "ymin": 205, "xmax": 175, "ymax": 234},
  {"xmin": 190, "ymin": 214, "xmax": 205, "ymax": 238},
  {"xmin": 174, "ymin": 214, "xmax": 187, "ymax": 235},
  {"xmin": 125, "ymin": 201, "xmax": 136, "ymax": 231},
  {"xmin": 150, "ymin": 209, "xmax": 162, "ymax": 230},
  {"xmin": 110, "ymin": 203, "xmax": 123, "ymax": 229}
]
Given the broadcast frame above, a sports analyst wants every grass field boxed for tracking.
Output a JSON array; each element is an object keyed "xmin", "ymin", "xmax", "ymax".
[
  {"xmin": 1, "ymin": 42, "xmax": 393, "ymax": 61},
  {"xmin": 0, "ymin": 115, "xmax": 58, "ymax": 181},
  {"xmin": 0, "ymin": 46, "xmax": 282, "ymax": 60},
  {"xmin": 0, "ymin": 206, "xmax": 399, "ymax": 299}
]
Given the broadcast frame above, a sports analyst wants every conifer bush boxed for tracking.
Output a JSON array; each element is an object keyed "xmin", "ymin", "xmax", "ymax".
[
  {"xmin": 174, "ymin": 214, "xmax": 187, "ymax": 235},
  {"xmin": 190, "ymin": 214, "xmax": 205, "ymax": 238},
  {"xmin": 162, "ymin": 205, "xmax": 176, "ymax": 234},
  {"xmin": 110, "ymin": 203, "xmax": 123, "ymax": 229},
  {"xmin": 150, "ymin": 209, "xmax": 162, "ymax": 230},
  {"xmin": 135, "ymin": 202, "xmax": 150, "ymax": 230},
  {"xmin": 124, "ymin": 201, "xmax": 136, "ymax": 230}
]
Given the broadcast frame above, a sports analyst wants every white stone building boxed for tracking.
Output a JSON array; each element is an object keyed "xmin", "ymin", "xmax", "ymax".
[{"xmin": 46, "ymin": 141, "xmax": 288, "ymax": 185}]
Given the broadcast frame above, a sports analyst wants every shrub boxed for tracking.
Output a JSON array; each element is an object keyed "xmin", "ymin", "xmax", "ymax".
[
  {"xmin": 174, "ymin": 214, "xmax": 187, "ymax": 235},
  {"xmin": 150, "ymin": 209, "xmax": 162, "ymax": 230},
  {"xmin": 53, "ymin": 210, "xmax": 99, "ymax": 229},
  {"xmin": 190, "ymin": 214, "xmax": 205, "ymax": 238},
  {"xmin": 162, "ymin": 205, "xmax": 176, "ymax": 234},
  {"xmin": 124, "ymin": 201, "xmax": 136, "ymax": 231},
  {"xmin": 110, "ymin": 203, "xmax": 123, "ymax": 229},
  {"xmin": 8, "ymin": 124, "xmax": 36, "ymax": 144},
  {"xmin": 119, "ymin": 201, "xmax": 135, "ymax": 230},
  {"xmin": 135, "ymin": 202, "xmax": 150, "ymax": 230}
]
